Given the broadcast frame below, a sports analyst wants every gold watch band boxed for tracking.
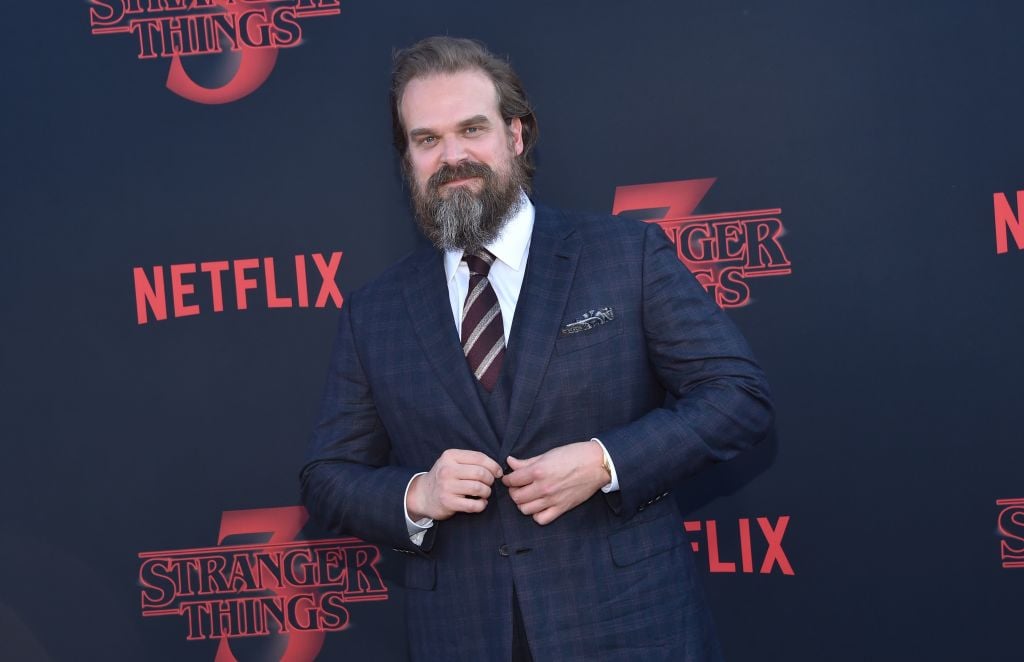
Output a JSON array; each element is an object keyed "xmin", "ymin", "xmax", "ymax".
[{"xmin": 600, "ymin": 448, "xmax": 612, "ymax": 480}]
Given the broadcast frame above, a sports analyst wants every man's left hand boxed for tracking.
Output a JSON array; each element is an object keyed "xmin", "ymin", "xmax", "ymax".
[{"xmin": 502, "ymin": 441, "xmax": 609, "ymax": 525}]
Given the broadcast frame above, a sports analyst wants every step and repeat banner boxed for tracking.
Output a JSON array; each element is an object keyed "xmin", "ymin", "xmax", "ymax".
[{"xmin": 1, "ymin": 2, "xmax": 1021, "ymax": 660}]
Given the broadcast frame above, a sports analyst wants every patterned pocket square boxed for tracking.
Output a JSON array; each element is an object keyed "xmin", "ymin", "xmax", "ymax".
[{"xmin": 560, "ymin": 307, "xmax": 615, "ymax": 336}]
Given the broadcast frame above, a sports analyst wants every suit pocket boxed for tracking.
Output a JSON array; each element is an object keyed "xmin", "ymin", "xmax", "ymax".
[
  {"xmin": 403, "ymin": 556, "xmax": 437, "ymax": 590},
  {"xmin": 608, "ymin": 512, "xmax": 686, "ymax": 567},
  {"xmin": 554, "ymin": 323, "xmax": 623, "ymax": 356}
]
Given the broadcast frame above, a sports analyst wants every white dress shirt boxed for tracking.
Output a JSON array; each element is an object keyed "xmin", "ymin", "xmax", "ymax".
[{"xmin": 404, "ymin": 194, "xmax": 618, "ymax": 544}]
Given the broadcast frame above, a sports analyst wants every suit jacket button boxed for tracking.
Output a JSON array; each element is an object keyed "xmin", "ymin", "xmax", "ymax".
[{"xmin": 498, "ymin": 544, "xmax": 510, "ymax": 557}]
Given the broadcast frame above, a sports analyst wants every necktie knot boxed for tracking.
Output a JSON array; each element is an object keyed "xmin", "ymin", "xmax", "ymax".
[{"xmin": 463, "ymin": 249, "xmax": 496, "ymax": 278}]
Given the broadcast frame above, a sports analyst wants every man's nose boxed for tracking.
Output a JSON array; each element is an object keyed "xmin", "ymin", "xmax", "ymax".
[{"xmin": 440, "ymin": 136, "xmax": 468, "ymax": 166}]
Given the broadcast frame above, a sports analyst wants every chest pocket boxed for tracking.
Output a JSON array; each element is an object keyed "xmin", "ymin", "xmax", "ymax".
[{"xmin": 554, "ymin": 322, "xmax": 622, "ymax": 355}]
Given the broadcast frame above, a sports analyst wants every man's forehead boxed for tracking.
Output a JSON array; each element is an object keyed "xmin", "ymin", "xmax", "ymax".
[{"xmin": 400, "ymin": 69, "xmax": 502, "ymax": 127}]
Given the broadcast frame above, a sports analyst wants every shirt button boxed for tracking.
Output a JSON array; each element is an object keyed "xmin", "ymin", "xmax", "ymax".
[{"xmin": 498, "ymin": 544, "xmax": 510, "ymax": 557}]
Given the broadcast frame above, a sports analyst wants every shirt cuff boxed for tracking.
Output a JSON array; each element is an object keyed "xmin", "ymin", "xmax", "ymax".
[
  {"xmin": 591, "ymin": 438, "xmax": 620, "ymax": 493},
  {"xmin": 404, "ymin": 472, "xmax": 434, "ymax": 546}
]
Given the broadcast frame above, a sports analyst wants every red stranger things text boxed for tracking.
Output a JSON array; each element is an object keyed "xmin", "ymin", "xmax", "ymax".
[
  {"xmin": 613, "ymin": 179, "xmax": 791, "ymax": 307},
  {"xmin": 997, "ymin": 498, "xmax": 1024, "ymax": 568},
  {"xmin": 138, "ymin": 506, "xmax": 387, "ymax": 661},
  {"xmin": 88, "ymin": 0, "xmax": 342, "ymax": 104},
  {"xmin": 132, "ymin": 252, "xmax": 343, "ymax": 324},
  {"xmin": 139, "ymin": 539, "xmax": 385, "ymax": 639},
  {"xmin": 89, "ymin": 0, "xmax": 340, "ymax": 55}
]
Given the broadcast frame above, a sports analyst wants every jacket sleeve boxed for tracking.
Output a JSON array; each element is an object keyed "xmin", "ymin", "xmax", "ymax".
[
  {"xmin": 299, "ymin": 295, "xmax": 434, "ymax": 553},
  {"xmin": 598, "ymin": 221, "xmax": 775, "ymax": 517}
]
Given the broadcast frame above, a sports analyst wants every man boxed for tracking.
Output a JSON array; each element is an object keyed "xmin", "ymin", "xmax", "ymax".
[{"xmin": 301, "ymin": 36, "xmax": 773, "ymax": 661}]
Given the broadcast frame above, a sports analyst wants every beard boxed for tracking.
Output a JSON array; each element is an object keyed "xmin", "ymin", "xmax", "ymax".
[{"xmin": 408, "ymin": 156, "xmax": 527, "ymax": 253}]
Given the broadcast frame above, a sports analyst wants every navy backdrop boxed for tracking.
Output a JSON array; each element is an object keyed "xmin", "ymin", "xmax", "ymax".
[{"xmin": 2, "ymin": 1, "xmax": 1022, "ymax": 660}]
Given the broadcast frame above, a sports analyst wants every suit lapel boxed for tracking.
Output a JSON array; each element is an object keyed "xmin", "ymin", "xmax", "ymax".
[
  {"xmin": 500, "ymin": 205, "xmax": 581, "ymax": 458},
  {"xmin": 402, "ymin": 247, "xmax": 500, "ymax": 451}
]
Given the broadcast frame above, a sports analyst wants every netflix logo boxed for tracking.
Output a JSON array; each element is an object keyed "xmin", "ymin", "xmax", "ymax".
[
  {"xmin": 993, "ymin": 190, "xmax": 1024, "ymax": 254},
  {"xmin": 132, "ymin": 252, "xmax": 343, "ymax": 324},
  {"xmin": 685, "ymin": 516, "xmax": 794, "ymax": 576}
]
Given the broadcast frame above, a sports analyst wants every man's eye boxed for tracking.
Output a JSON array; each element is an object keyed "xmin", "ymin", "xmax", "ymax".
[
  {"xmin": 419, "ymin": 136, "xmax": 436, "ymax": 146},
  {"xmin": 464, "ymin": 127, "xmax": 480, "ymax": 135}
]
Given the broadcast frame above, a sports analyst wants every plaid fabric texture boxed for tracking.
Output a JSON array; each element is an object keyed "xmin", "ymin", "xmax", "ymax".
[{"xmin": 302, "ymin": 205, "xmax": 773, "ymax": 661}]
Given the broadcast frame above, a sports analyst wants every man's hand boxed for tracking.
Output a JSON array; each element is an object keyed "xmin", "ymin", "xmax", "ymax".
[
  {"xmin": 502, "ymin": 441, "xmax": 609, "ymax": 526},
  {"xmin": 406, "ymin": 449, "xmax": 504, "ymax": 522}
]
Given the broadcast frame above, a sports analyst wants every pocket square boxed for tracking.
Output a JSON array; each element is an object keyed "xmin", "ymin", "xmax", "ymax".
[{"xmin": 560, "ymin": 307, "xmax": 615, "ymax": 336}]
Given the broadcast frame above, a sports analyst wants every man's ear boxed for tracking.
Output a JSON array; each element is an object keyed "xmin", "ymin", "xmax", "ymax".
[{"xmin": 507, "ymin": 116, "xmax": 524, "ymax": 156}]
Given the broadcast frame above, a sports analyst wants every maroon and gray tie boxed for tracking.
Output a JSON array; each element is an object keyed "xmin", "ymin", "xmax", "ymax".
[{"xmin": 461, "ymin": 250, "xmax": 505, "ymax": 391}]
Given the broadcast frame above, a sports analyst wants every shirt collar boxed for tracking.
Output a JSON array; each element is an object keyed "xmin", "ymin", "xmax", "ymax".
[{"xmin": 444, "ymin": 192, "xmax": 535, "ymax": 281}]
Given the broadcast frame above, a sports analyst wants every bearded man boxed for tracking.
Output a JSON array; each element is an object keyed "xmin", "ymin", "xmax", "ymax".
[{"xmin": 301, "ymin": 36, "xmax": 773, "ymax": 662}]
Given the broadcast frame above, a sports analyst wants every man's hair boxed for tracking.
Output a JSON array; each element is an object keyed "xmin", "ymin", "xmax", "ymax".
[{"xmin": 390, "ymin": 36, "xmax": 539, "ymax": 182}]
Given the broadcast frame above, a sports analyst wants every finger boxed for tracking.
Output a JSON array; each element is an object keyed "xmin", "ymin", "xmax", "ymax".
[
  {"xmin": 515, "ymin": 496, "xmax": 548, "ymax": 516},
  {"xmin": 501, "ymin": 467, "xmax": 536, "ymax": 488},
  {"xmin": 447, "ymin": 496, "xmax": 488, "ymax": 514},
  {"xmin": 449, "ymin": 479, "xmax": 492, "ymax": 500},
  {"xmin": 438, "ymin": 449, "xmax": 500, "ymax": 474},
  {"xmin": 454, "ymin": 450, "xmax": 504, "ymax": 478},
  {"xmin": 436, "ymin": 457, "xmax": 496, "ymax": 484},
  {"xmin": 506, "ymin": 455, "xmax": 539, "ymax": 469},
  {"xmin": 533, "ymin": 506, "xmax": 563, "ymax": 526},
  {"xmin": 507, "ymin": 482, "xmax": 544, "ymax": 504},
  {"xmin": 447, "ymin": 463, "xmax": 497, "ymax": 485}
]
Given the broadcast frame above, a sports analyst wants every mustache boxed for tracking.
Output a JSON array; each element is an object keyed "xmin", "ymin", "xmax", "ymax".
[{"xmin": 427, "ymin": 162, "xmax": 494, "ymax": 190}]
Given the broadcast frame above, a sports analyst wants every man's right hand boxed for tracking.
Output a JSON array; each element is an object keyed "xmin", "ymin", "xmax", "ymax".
[{"xmin": 406, "ymin": 449, "xmax": 504, "ymax": 521}]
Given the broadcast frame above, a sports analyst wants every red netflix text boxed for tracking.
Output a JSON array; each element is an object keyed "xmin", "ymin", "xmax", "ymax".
[
  {"xmin": 138, "ymin": 506, "xmax": 387, "ymax": 661},
  {"xmin": 613, "ymin": 179, "xmax": 791, "ymax": 307},
  {"xmin": 132, "ymin": 252, "xmax": 342, "ymax": 324},
  {"xmin": 997, "ymin": 498, "xmax": 1024, "ymax": 569},
  {"xmin": 993, "ymin": 190, "xmax": 1024, "ymax": 254},
  {"xmin": 88, "ymin": 0, "xmax": 342, "ymax": 104},
  {"xmin": 684, "ymin": 516, "xmax": 794, "ymax": 576}
]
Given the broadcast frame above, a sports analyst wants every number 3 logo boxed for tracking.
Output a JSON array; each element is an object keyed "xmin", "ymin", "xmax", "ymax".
[
  {"xmin": 166, "ymin": 0, "xmax": 278, "ymax": 105},
  {"xmin": 214, "ymin": 506, "xmax": 325, "ymax": 662}
]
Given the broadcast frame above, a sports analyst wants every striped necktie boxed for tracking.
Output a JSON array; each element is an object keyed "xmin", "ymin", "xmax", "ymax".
[{"xmin": 461, "ymin": 249, "xmax": 505, "ymax": 391}]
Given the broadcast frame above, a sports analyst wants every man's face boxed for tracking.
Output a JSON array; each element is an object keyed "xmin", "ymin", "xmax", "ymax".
[{"xmin": 399, "ymin": 69, "xmax": 526, "ymax": 251}]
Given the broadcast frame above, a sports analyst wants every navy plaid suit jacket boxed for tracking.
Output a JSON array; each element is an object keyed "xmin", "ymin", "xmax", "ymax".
[{"xmin": 301, "ymin": 204, "xmax": 773, "ymax": 661}]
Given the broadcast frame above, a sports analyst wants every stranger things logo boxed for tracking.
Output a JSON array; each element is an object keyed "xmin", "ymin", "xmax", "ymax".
[
  {"xmin": 997, "ymin": 498, "xmax": 1024, "ymax": 569},
  {"xmin": 138, "ymin": 506, "xmax": 386, "ymax": 661},
  {"xmin": 87, "ymin": 0, "xmax": 342, "ymax": 104},
  {"xmin": 613, "ymin": 178, "xmax": 791, "ymax": 307}
]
